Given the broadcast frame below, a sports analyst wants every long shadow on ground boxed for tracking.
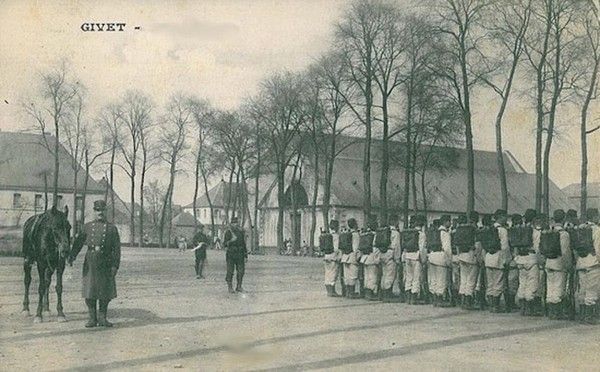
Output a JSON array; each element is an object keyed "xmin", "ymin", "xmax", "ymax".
[
  {"xmin": 4, "ymin": 302, "xmax": 379, "ymax": 343},
  {"xmin": 56, "ymin": 311, "xmax": 467, "ymax": 372}
]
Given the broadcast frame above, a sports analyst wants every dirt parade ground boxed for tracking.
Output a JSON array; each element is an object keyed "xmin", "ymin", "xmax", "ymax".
[{"xmin": 1, "ymin": 248, "xmax": 599, "ymax": 371}]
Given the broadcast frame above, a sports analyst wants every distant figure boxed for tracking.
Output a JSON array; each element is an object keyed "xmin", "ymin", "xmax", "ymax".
[
  {"xmin": 177, "ymin": 236, "xmax": 187, "ymax": 252},
  {"xmin": 192, "ymin": 224, "xmax": 210, "ymax": 279},
  {"xmin": 224, "ymin": 217, "xmax": 248, "ymax": 293},
  {"xmin": 69, "ymin": 200, "xmax": 121, "ymax": 328}
]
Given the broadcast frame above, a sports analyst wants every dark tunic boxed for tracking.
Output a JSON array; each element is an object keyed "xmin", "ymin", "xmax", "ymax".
[
  {"xmin": 224, "ymin": 226, "xmax": 247, "ymax": 259},
  {"xmin": 192, "ymin": 231, "xmax": 210, "ymax": 260},
  {"xmin": 70, "ymin": 219, "xmax": 121, "ymax": 300}
]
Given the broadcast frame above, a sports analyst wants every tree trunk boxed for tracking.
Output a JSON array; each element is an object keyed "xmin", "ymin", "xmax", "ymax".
[
  {"xmin": 159, "ymin": 158, "xmax": 176, "ymax": 248},
  {"xmin": 402, "ymin": 79, "xmax": 413, "ymax": 228},
  {"xmin": 200, "ymin": 163, "xmax": 216, "ymax": 238},
  {"xmin": 322, "ymin": 135, "xmax": 336, "ymax": 232},
  {"xmin": 53, "ymin": 120, "xmax": 60, "ymax": 207},
  {"xmin": 253, "ymin": 121, "xmax": 261, "ymax": 252},
  {"xmin": 129, "ymin": 170, "xmax": 136, "ymax": 246},
  {"xmin": 72, "ymin": 165, "xmax": 79, "ymax": 236},
  {"xmin": 82, "ymin": 150, "xmax": 90, "ymax": 226},
  {"xmin": 459, "ymin": 38, "xmax": 475, "ymax": 214},
  {"xmin": 379, "ymin": 97, "xmax": 389, "ymax": 225},
  {"xmin": 421, "ymin": 170, "xmax": 428, "ymax": 219},
  {"xmin": 310, "ymin": 152, "xmax": 320, "ymax": 253},
  {"xmin": 411, "ymin": 143, "xmax": 418, "ymax": 213},
  {"xmin": 43, "ymin": 173, "xmax": 48, "ymax": 211},
  {"xmin": 224, "ymin": 165, "xmax": 235, "ymax": 224},
  {"xmin": 579, "ymin": 53, "xmax": 599, "ymax": 217},
  {"xmin": 109, "ymin": 143, "xmax": 116, "ymax": 222},
  {"xmin": 276, "ymin": 164, "xmax": 286, "ymax": 253},
  {"xmin": 139, "ymin": 153, "xmax": 147, "ymax": 248},
  {"xmin": 193, "ymin": 148, "xmax": 201, "ymax": 233},
  {"xmin": 363, "ymin": 73, "xmax": 373, "ymax": 222}
]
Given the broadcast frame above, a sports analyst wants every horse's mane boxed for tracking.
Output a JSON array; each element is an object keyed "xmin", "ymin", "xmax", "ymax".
[{"xmin": 23, "ymin": 208, "xmax": 70, "ymax": 257}]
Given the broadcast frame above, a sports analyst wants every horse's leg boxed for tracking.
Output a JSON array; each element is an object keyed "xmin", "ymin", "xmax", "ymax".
[
  {"xmin": 22, "ymin": 260, "xmax": 32, "ymax": 316},
  {"xmin": 56, "ymin": 261, "xmax": 66, "ymax": 322},
  {"xmin": 34, "ymin": 264, "xmax": 46, "ymax": 323},
  {"xmin": 43, "ymin": 268, "xmax": 52, "ymax": 313}
]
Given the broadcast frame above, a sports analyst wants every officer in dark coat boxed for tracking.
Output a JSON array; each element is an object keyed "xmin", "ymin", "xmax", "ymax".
[
  {"xmin": 69, "ymin": 200, "xmax": 121, "ymax": 328},
  {"xmin": 224, "ymin": 216, "xmax": 247, "ymax": 293},
  {"xmin": 192, "ymin": 224, "xmax": 210, "ymax": 279}
]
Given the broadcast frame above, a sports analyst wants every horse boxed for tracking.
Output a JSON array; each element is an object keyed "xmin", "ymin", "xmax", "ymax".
[{"xmin": 22, "ymin": 205, "xmax": 72, "ymax": 323}]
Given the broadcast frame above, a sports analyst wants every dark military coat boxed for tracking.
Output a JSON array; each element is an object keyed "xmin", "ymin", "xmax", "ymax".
[
  {"xmin": 224, "ymin": 226, "xmax": 247, "ymax": 260},
  {"xmin": 70, "ymin": 218, "xmax": 121, "ymax": 300}
]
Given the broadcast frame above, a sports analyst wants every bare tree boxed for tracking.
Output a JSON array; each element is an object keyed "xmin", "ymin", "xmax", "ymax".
[
  {"xmin": 62, "ymin": 91, "xmax": 86, "ymax": 234},
  {"xmin": 372, "ymin": 2, "xmax": 404, "ymax": 225},
  {"xmin": 481, "ymin": 0, "xmax": 532, "ymax": 211},
  {"xmin": 158, "ymin": 94, "xmax": 192, "ymax": 247},
  {"xmin": 23, "ymin": 61, "xmax": 78, "ymax": 207},
  {"xmin": 80, "ymin": 124, "xmax": 110, "ymax": 226},
  {"xmin": 433, "ymin": 0, "xmax": 491, "ymax": 214},
  {"xmin": 335, "ymin": 0, "xmax": 390, "ymax": 220},
  {"xmin": 144, "ymin": 179, "xmax": 166, "ymax": 236},
  {"xmin": 98, "ymin": 103, "xmax": 124, "ymax": 222},
  {"xmin": 523, "ymin": 0, "xmax": 580, "ymax": 213},
  {"xmin": 396, "ymin": 14, "xmax": 437, "ymax": 226},
  {"xmin": 576, "ymin": 6, "xmax": 600, "ymax": 216},
  {"xmin": 189, "ymin": 98, "xmax": 213, "ymax": 233},
  {"xmin": 116, "ymin": 90, "xmax": 153, "ymax": 245},
  {"xmin": 248, "ymin": 71, "xmax": 306, "ymax": 252}
]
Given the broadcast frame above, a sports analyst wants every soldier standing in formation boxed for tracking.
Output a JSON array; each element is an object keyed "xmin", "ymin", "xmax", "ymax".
[
  {"xmin": 224, "ymin": 217, "xmax": 247, "ymax": 294},
  {"xmin": 340, "ymin": 218, "xmax": 361, "ymax": 298},
  {"xmin": 428, "ymin": 215, "xmax": 452, "ymax": 307},
  {"xmin": 575, "ymin": 208, "xmax": 600, "ymax": 324},
  {"xmin": 458, "ymin": 212, "xmax": 480, "ymax": 310},
  {"xmin": 322, "ymin": 220, "xmax": 342, "ymax": 297},
  {"xmin": 69, "ymin": 200, "xmax": 121, "ymax": 328},
  {"xmin": 543, "ymin": 209, "xmax": 573, "ymax": 319},
  {"xmin": 319, "ymin": 210, "xmax": 600, "ymax": 326}
]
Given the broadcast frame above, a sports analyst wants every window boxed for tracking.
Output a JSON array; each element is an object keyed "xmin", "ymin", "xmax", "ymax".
[
  {"xmin": 75, "ymin": 196, "xmax": 83, "ymax": 211},
  {"xmin": 35, "ymin": 194, "xmax": 43, "ymax": 209},
  {"xmin": 13, "ymin": 193, "xmax": 22, "ymax": 208},
  {"xmin": 56, "ymin": 195, "xmax": 63, "ymax": 208}
]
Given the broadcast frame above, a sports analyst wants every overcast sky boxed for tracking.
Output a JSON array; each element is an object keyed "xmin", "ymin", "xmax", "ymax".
[{"xmin": 0, "ymin": 0, "xmax": 598, "ymax": 206}]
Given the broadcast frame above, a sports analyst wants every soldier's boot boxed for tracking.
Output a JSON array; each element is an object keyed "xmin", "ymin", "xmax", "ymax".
[
  {"xmin": 227, "ymin": 281, "xmax": 235, "ymax": 294},
  {"xmin": 358, "ymin": 280, "xmax": 365, "ymax": 298},
  {"xmin": 363, "ymin": 288, "xmax": 373, "ymax": 301},
  {"xmin": 346, "ymin": 285, "xmax": 360, "ymax": 299},
  {"xmin": 519, "ymin": 299, "xmax": 526, "ymax": 316},
  {"xmin": 477, "ymin": 292, "xmax": 487, "ymax": 311},
  {"xmin": 398, "ymin": 289, "xmax": 406, "ymax": 303},
  {"xmin": 387, "ymin": 289, "xmax": 402, "ymax": 303},
  {"xmin": 531, "ymin": 297, "xmax": 543, "ymax": 317},
  {"xmin": 584, "ymin": 305, "xmax": 599, "ymax": 325},
  {"xmin": 325, "ymin": 285, "xmax": 338, "ymax": 297},
  {"xmin": 97, "ymin": 300, "xmax": 113, "ymax": 328},
  {"xmin": 491, "ymin": 296, "xmax": 503, "ymax": 313},
  {"xmin": 84, "ymin": 299, "xmax": 97, "ymax": 328},
  {"xmin": 438, "ymin": 294, "xmax": 452, "ymax": 308},
  {"xmin": 368, "ymin": 288, "xmax": 381, "ymax": 301},
  {"xmin": 504, "ymin": 294, "xmax": 515, "ymax": 313},
  {"xmin": 464, "ymin": 295, "xmax": 474, "ymax": 310},
  {"xmin": 547, "ymin": 303, "xmax": 557, "ymax": 320}
]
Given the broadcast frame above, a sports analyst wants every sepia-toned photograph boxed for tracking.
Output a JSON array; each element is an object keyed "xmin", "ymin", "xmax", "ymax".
[{"xmin": 1, "ymin": 0, "xmax": 599, "ymax": 370}]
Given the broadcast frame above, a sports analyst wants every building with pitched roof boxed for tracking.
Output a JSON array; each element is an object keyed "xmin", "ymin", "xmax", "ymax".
[
  {"xmin": 0, "ymin": 131, "xmax": 105, "ymax": 228},
  {"xmin": 183, "ymin": 180, "xmax": 247, "ymax": 230},
  {"xmin": 562, "ymin": 182, "xmax": 600, "ymax": 211},
  {"xmin": 256, "ymin": 135, "xmax": 574, "ymax": 250}
]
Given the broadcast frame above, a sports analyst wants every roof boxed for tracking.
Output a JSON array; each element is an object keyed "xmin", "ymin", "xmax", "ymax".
[
  {"xmin": 259, "ymin": 136, "xmax": 574, "ymax": 214},
  {"xmin": 172, "ymin": 211, "xmax": 197, "ymax": 226},
  {"xmin": 562, "ymin": 182, "xmax": 600, "ymax": 197},
  {"xmin": 185, "ymin": 180, "xmax": 246, "ymax": 209},
  {"xmin": 0, "ymin": 131, "xmax": 104, "ymax": 194}
]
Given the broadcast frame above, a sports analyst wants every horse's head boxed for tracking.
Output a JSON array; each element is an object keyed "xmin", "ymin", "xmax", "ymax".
[{"xmin": 47, "ymin": 206, "xmax": 72, "ymax": 259}]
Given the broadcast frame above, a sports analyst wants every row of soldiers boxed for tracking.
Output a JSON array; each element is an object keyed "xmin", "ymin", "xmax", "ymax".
[{"xmin": 320, "ymin": 207, "xmax": 600, "ymax": 325}]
